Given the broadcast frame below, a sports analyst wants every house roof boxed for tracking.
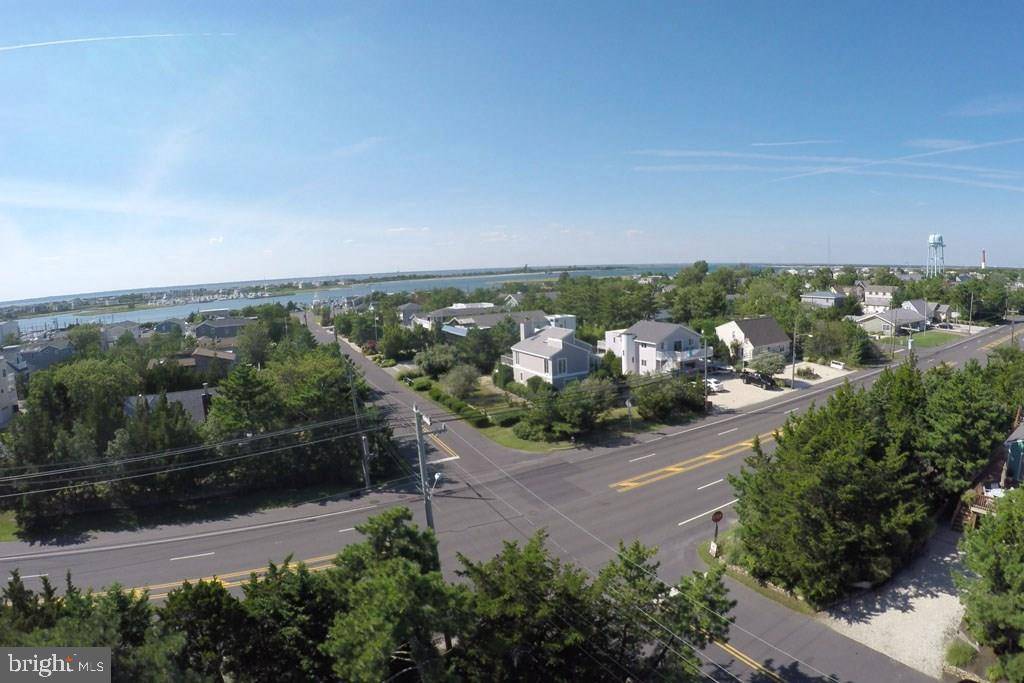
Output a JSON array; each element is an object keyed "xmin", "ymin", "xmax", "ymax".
[
  {"xmin": 730, "ymin": 317, "xmax": 790, "ymax": 347},
  {"xmin": 396, "ymin": 302, "xmax": 422, "ymax": 312},
  {"xmin": 424, "ymin": 304, "xmax": 496, "ymax": 318},
  {"xmin": 124, "ymin": 387, "xmax": 218, "ymax": 424},
  {"xmin": 801, "ymin": 290, "xmax": 843, "ymax": 299},
  {"xmin": 195, "ymin": 317, "xmax": 252, "ymax": 329},
  {"xmin": 864, "ymin": 284, "xmax": 898, "ymax": 293},
  {"xmin": 623, "ymin": 320, "xmax": 697, "ymax": 345},
  {"xmin": 1007, "ymin": 421, "xmax": 1024, "ymax": 444},
  {"xmin": 512, "ymin": 327, "xmax": 589, "ymax": 359},
  {"xmin": 192, "ymin": 347, "xmax": 236, "ymax": 360},
  {"xmin": 451, "ymin": 310, "xmax": 548, "ymax": 328},
  {"xmin": 859, "ymin": 308, "xmax": 926, "ymax": 325}
]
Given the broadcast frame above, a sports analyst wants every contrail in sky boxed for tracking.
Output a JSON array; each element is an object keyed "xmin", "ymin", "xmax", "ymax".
[{"xmin": 0, "ymin": 33, "xmax": 233, "ymax": 53}]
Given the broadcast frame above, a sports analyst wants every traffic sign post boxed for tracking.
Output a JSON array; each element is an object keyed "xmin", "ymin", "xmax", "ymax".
[{"xmin": 709, "ymin": 509, "xmax": 724, "ymax": 558}]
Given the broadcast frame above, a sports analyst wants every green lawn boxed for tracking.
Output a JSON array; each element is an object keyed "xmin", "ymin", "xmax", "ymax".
[
  {"xmin": 0, "ymin": 510, "xmax": 18, "ymax": 541},
  {"xmin": 478, "ymin": 425, "xmax": 572, "ymax": 452},
  {"xmin": 909, "ymin": 330, "xmax": 960, "ymax": 349}
]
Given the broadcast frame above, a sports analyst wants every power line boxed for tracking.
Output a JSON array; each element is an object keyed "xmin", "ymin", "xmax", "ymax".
[
  {"xmin": 0, "ymin": 424, "xmax": 393, "ymax": 500},
  {"xmin": 440, "ymin": 422, "xmax": 839, "ymax": 682}
]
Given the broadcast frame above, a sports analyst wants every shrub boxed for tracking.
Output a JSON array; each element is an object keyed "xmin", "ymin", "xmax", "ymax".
[
  {"xmin": 441, "ymin": 364, "xmax": 480, "ymax": 399},
  {"xmin": 378, "ymin": 358, "xmax": 396, "ymax": 368},
  {"xmin": 513, "ymin": 419, "xmax": 553, "ymax": 442},
  {"xmin": 415, "ymin": 344, "xmax": 458, "ymax": 379},
  {"xmin": 493, "ymin": 364, "xmax": 513, "ymax": 388},
  {"xmin": 411, "ymin": 377, "xmax": 433, "ymax": 391},
  {"xmin": 525, "ymin": 375, "xmax": 548, "ymax": 395},
  {"xmin": 795, "ymin": 366, "xmax": 819, "ymax": 380},
  {"xmin": 428, "ymin": 386, "xmax": 445, "ymax": 401},
  {"xmin": 504, "ymin": 381, "xmax": 530, "ymax": 399},
  {"xmin": 397, "ymin": 368, "xmax": 424, "ymax": 381},
  {"xmin": 493, "ymin": 410, "xmax": 526, "ymax": 427},
  {"xmin": 945, "ymin": 640, "xmax": 976, "ymax": 668}
]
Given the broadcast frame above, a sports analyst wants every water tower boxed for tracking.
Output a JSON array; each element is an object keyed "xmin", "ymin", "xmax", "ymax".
[{"xmin": 926, "ymin": 233, "xmax": 945, "ymax": 277}]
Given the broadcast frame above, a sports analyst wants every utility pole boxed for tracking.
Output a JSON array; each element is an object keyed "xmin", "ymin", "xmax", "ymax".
[
  {"xmin": 968, "ymin": 291, "xmax": 975, "ymax": 333},
  {"xmin": 413, "ymin": 405, "xmax": 437, "ymax": 534},
  {"xmin": 346, "ymin": 356, "xmax": 373, "ymax": 488},
  {"xmin": 702, "ymin": 331, "xmax": 709, "ymax": 405},
  {"xmin": 791, "ymin": 314, "xmax": 798, "ymax": 388}
]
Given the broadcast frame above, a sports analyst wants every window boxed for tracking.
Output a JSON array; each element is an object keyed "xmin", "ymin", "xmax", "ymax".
[
  {"xmin": 544, "ymin": 359, "xmax": 550, "ymax": 374},
  {"xmin": 673, "ymin": 340, "xmax": 682, "ymax": 352},
  {"xmin": 557, "ymin": 358, "xmax": 567, "ymax": 375},
  {"xmin": 641, "ymin": 360, "xmax": 647, "ymax": 367}
]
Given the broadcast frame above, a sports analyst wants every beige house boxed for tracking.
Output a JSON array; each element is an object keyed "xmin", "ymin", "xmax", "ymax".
[
  {"xmin": 862, "ymin": 285, "xmax": 897, "ymax": 314},
  {"xmin": 506, "ymin": 326, "xmax": 594, "ymax": 388},
  {"xmin": 715, "ymin": 317, "xmax": 791, "ymax": 361}
]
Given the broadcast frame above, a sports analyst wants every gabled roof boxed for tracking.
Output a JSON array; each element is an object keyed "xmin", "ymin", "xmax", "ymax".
[
  {"xmin": 623, "ymin": 320, "xmax": 698, "ymax": 345},
  {"xmin": 864, "ymin": 284, "xmax": 898, "ymax": 293},
  {"xmin": 451, "ymin": 310, "xmax": 548, "ymax": 328},
  {"xmin": 396, "ymin": 302, "xmax": 422, "ymax": 312},
  {"xmin": 858, "ymin": 308, "xmax": 926, "ymax": 325},
  {"xmin": 424, "ymin": 304, "xmax": 496, "ymax": 318},
  {"xmin": 801, "ymin": 290, "xmax": 843, "ymax": 299},
  {"xmin": 729, "ymin": 317, "xmax": 790, "ymax": 347},
  {"xmin": 124, "ymin": 387, "xmax": 218, "ymax": 424},
  {"xmin": 194, "ymin": 317, "xmax": 253, "ymax": 329},
  {"xmin": 512, "ymin": 327, "xmax": 590, "ymax": 359},
  {"xmin": 192, "ymin": 347, "xmax": 236, "ymax": 360}
]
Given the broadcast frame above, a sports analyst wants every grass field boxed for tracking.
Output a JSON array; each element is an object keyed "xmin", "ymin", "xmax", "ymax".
[
  {"xmin": 0, "ymin": 510, "xmax": 18, "ymax": 541},
  {"xmin": 909, "ymin": 330, "xmax": 961, "ymax": 349}
]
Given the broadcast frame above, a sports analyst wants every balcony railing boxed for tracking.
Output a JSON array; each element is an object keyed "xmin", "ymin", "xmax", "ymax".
[{"xmin": 500, "ymin": 354, "xmax": 514, "ymax": 367}]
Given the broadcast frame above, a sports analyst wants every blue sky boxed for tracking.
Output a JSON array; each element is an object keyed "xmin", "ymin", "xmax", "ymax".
[{"xmin": 1, "ymin": 1, "xmax": 1023, "ymax": 300}]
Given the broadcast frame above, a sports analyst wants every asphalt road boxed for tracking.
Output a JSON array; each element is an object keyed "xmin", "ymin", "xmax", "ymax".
[{"xmin": 1, "ymin": 318, "xmax": 1018, "ymax": 682}]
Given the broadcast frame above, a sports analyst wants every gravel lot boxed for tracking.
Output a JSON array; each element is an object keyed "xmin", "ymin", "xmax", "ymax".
[
  {"xmin": 707, "ymin": 362, "xmax": 853, "ymax": 412},
  {"xmin": 819, "ymin": 528, "xmax": 965, "ymax": 679}
]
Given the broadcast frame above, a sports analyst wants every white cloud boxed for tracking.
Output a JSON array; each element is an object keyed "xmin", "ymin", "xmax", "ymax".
[
  {"xmin": 948, "ymin": 95, "xmax": 1024, "ymax": 117},
  {"xmin": 480, "ymin": 231, "xmax": 513, "ymax": 242},
  {"xmin": 334, "ymin": 137, "xmax": 385, "ymax": 157},
  {"xmin": 208, "ymin": 235, "xmax": 224, "ymax": 245},
  {"xmin": 904, "ymin": 138, "xmax": 973, "ymax": 150},
  {"xmin": 750, "ymin": 139, "xmax": 841, "ymax": 147},
  {"xmin": 0, "ymin": 33, "xmax": 231, "ymax": 54},
  {"xmin": 342, "ymin": 238, "xmax": 355, "ymax": 244},
  {"xmin": 384, "ymin": 227, "xmax": 430, "ymax": 234},
  {"xmin": 625, "ymin": 229, "xmax": 645, "ymax": 238}
]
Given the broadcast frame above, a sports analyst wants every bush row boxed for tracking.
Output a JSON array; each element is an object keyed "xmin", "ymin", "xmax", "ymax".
[{"xmin": 427, "ymin": 386, "xmax": 492, "ymax": 428}]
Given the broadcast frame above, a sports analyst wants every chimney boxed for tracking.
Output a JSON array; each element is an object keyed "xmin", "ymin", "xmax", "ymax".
[
  {"xmin": 201, "ymin": 382, "xmax": 212, "ymax": 418},
  {"xmin": 519, "ymin": 321, "xmax": 529, "ymax": 341}
]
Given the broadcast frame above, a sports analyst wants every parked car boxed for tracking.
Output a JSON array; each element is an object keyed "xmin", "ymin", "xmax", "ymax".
[
  {"xmin": 704, "ymin": 378, "xmax": 724, "ymax": 393},
  {"xmin": 741, "ymin": 370, "xmax": 778, "ymax": 390}
]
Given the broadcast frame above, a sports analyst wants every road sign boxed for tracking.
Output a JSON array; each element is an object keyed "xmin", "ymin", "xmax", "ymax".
[{"xmin": 711, "ymin": 510, "xmax": 724, "ymax": 524}]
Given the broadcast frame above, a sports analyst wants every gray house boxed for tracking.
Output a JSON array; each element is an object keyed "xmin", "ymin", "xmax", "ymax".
[
  {"xmin": 193, "ymin": 317, "xmax": 253, "ymax": 340},
  {"xmin": 155, "ymin": 318, "xmax": 187, "ymax": 334},
  {"xmin": 396, "ymin": 302, "xmax": 422, "ymax": 328},
  {"xmin": 800, "ymin": 291, "xmax": 846, "ymax": 308},
  {"xmin": 855, "ymin": 308, "xmax": 927, "ymax": 336},
  {"xmin": 124, "ymin": 386, "xmax": 218, "ymax": 424},
  {"xmin": 506, "ymin": 326, "xmax": 594, "ymax": 388},
  {"xmin": 20, "ymin": 339, "xmax": 74, "ymax": 373}
]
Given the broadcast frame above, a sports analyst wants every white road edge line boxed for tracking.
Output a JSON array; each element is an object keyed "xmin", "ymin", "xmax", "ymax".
[
  {"xmin": 169, "ymin": 552, "xmax": 215, "ymax": 562},
  {"xmin": 717, "ymin": 428, "xmax": 738, "ymax": 436},
  {"xmin": 22, "ymin": 573, "xmax": 47, "ymax": 579},
  {"xmin": 785, "ymin": 408, "xmax": 798, "ymax": 414},
  {"xmin": 427, "ymin": 455, "xmax": 460, "ymax": 465},
  {"xmin": 629, "ymin": 453, "xmax": 657, "ymax": 463},
  {"xmin": 697, "ymin": 479, "xmax": 724, "ymax": 491},
  {"xmin": 678, "ymin": 499, "xmax": 737, "ymax": 527},
  {"xmin": 0, "ymin": 504, "xmax": 382, "ymax": 563},
  {"xmin": 338, "ymin": 527, "xmax": 355, "ymax": 534}
]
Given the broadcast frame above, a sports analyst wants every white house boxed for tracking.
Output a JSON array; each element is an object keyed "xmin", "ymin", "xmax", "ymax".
[
  {"xmin": 505, "ymin": 326, "xmax": 594, "ymax": 388},
  {"xmin": 601, "ymin": 321, "xmax": 709, "ymax": 376},
  {"xmin": 715, "ymin": 317, "xmax": 791, "ymax": 361},
  {"xmin": 862, "ymin": 285, "xmax": 898, "ymax": 314}
]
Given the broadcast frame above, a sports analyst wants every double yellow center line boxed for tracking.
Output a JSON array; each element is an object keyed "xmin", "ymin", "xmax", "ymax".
[
  {"xmin": 126, "ymin": 553, "xmax": 339, "ymax": 601},
  {"xmin": 715, "ymin": 640, "xmax": 785, "ymax": 682},
  {"xmin": 981, "ymin": 333, "xmax": 1014, "ymax": 351},
  {"xmin": 610, "ymin": 432, "xmax": 774, "ymax": 492}
]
